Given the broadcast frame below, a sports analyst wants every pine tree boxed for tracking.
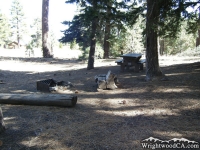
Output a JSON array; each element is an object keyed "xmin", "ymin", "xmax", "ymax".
[
  {"xmin": 30, "ymin": 18, "xmax": 42, "ymax": 48},
  {"xmin": 60, "ymin": 14, "xmax": 91, "ymax": 49},
  {"xmin": 10, "ymin": 0, "xmax": 26, "ymax": 48},
  {"xmin": 42, "ymin": 0, "xmax": 52, "ymax": 58},
  {"xmin": 86, "ymin": 0, "xmax": 98, "ymax": 69},
  {"xmin": 102, "ymin": 0, "xmax": 113, "ymax": 59},
  {"xmin": 64, "ymin": 0, "xmax": 100, "ymax": 69},
  {"xmin": 101, "ymin": 0, "xmax": 128, "ymax": 58},
  {"xmin": 0, "ymin": 13, "xmax": 10, "ymax": 47},
  {"xmin": 146, "ymin": 0, "xmax": 200, "ymax": 81},
  {"xmin": 195, "ymin": 7, "xmax": 200, "ymax": 47},
  {"xmin": 61, "ymin": 0, "xmax": 129, "ymax": 62},
  {"xmin": 130, "ymin": 0, "xmax": 200, "ymax": 81},
  {"xmin": 163, "ymin": 22, "xmax": 196, "ymax": 55},
  {"xmin": 124, "ymin": 15, "xmax": 144, "ymax": 53},
  {"xmin": 145, "ymin": 0, "xmax": 163, "ymax": 81}
]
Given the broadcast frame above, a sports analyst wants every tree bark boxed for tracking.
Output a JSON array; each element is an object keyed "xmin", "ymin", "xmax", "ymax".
[
  {"xmin": 196, "ymin": 30, "xmax": 200, "ymax": 47},
  {"xmin": 87, "ymin": 1, "xmax": 98, "ymax": 70},
  {"xmin": 103, "ymin": 2, "xmax": 111, "ymax": 59},
  {"xmin": 159, "ymin": 39, "xmax": 164, "ymax": 56},
  {"xmin": 197, "ymin": 7, "xmax": 200, "ymax": 47},
  {"xmin": 17, "ymin": 21, "xmax": 20, "ymax": 48},
  {"xmin": 0, "ymin": 106, "xmax": 5, "ymax": 134},
  {"xmin": 42, "ymin": 0, "xmax": 52, "ymax": 58},
  {"xmin": 146, "ymin": 0, "xmax": 165, "ymax": 81}
]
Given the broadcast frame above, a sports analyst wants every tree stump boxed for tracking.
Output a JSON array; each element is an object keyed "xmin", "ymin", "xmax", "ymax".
[
  {"xmin": 0, "ymin": 106, "xmax": 5, "ymax": 134},
  {"xmin": 95, "ymin": 70, "xmax": 118, "ymax": 90}
]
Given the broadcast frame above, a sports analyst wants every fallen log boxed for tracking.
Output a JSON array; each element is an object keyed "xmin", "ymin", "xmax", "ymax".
[{"xmin": 0, "ymin": 93, "xmax": 77, "ymax": 107}]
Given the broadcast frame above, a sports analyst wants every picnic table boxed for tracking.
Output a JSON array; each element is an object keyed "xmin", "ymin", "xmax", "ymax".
[{"xmin": 115, "ymin": 53, "xmax": 146, "ymax": 72}]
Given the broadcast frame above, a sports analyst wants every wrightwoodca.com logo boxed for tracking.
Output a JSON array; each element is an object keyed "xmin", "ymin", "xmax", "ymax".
[{"xmin": 141, "ymin": 137, "xmax": 199, "ymax": 149}]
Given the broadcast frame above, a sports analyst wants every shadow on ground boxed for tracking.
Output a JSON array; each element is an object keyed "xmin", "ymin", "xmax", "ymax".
[{"xmin": 0, "ymin": 58, "xmax": 199, "ymax": 149}]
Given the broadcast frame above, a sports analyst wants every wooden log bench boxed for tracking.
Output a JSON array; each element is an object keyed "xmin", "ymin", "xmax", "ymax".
[
  {"xmin": 115, "ymin": 59, "xmax": 146, "ymax": 72},
  {"xmin": 115, "ymin": 59, "xmax": 123, "ymax": 65},
  {"xmin": 0, "ymin": 93, "xmax": 77, "ymax": 107},
  {"xmin": 135, "ymin": 59, "xmax": 146, "ymax": 72},
  {"xmin": 95, "ymin": 70, "xmax": 118, "ymax": 90},
  {"xmin": 115, "ymin": 59, "xmax": 134, "ymax": 71},
  {"xmin": 115, "ymin": 59, "xmax": 125, "ymax": 71}
]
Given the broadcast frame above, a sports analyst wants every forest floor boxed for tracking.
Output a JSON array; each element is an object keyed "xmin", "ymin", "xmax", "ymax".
[{"xmin": 0, "ymin": 49, "xmax": 200, "ymax": 150}]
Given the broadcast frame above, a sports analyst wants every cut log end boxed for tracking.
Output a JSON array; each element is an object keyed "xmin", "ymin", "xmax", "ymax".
[
  {"xmin": 95, "ymin": 70, "xmax": 118, "ymax": 90},
  {"xmin": 71, "ymin": 96, "xmax": 78, "ymax": 107}
]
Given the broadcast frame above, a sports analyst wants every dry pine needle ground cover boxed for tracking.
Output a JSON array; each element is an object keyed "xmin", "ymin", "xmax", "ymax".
[{"xmin": 0, "ymin": 55, "xmax": 200, "ymax": 150}]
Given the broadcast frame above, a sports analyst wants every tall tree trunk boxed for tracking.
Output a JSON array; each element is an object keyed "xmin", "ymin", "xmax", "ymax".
[
  {"xmin": 17, "ymin": 32, "xmax": 20, "ymax": 48},
  {"xmin": 158, "ymin": 36, "xmax": 160, "ymax": 56},
  {"xmin": 0, "ymin": 107, "xmax": 5, "ymax": 134},
  {"xmin": 197, "ymin": 7, "xmax": 200, "ymax": 47},
  {"xmin": 103, "ymin": 2, "xmax": 111, "ymax": 59},
  {"xmin": 17, "ymin": 21, "xmax": 20, "ymax": 48},
  {"xmin": 196, "ymin": 30, "xmax": 200, "ymax": 47},
  {"xmin": 87, "ymin": 1, "xmax": 98, "ymax": 70},
  {"xmin": 42, "ymin": 0, "xmax": 52, "ymax": 58},
  {"xmin": 146, "ymin": 0, "xmax": 165, "ymax": 81},
  {"xmin": 159, "ymin": 39, "xmax": 164, "ymax": 56}
]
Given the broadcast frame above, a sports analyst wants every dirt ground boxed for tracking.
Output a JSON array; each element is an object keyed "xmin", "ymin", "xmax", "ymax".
[{"xmin": 0, "ymin": 54, "xmax": 200, "ymax": 150}]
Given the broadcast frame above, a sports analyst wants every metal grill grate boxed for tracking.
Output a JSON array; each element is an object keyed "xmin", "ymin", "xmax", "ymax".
[{"xmin": 37, "ymin": 79, "xmax": 57, "ymax": 92}]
